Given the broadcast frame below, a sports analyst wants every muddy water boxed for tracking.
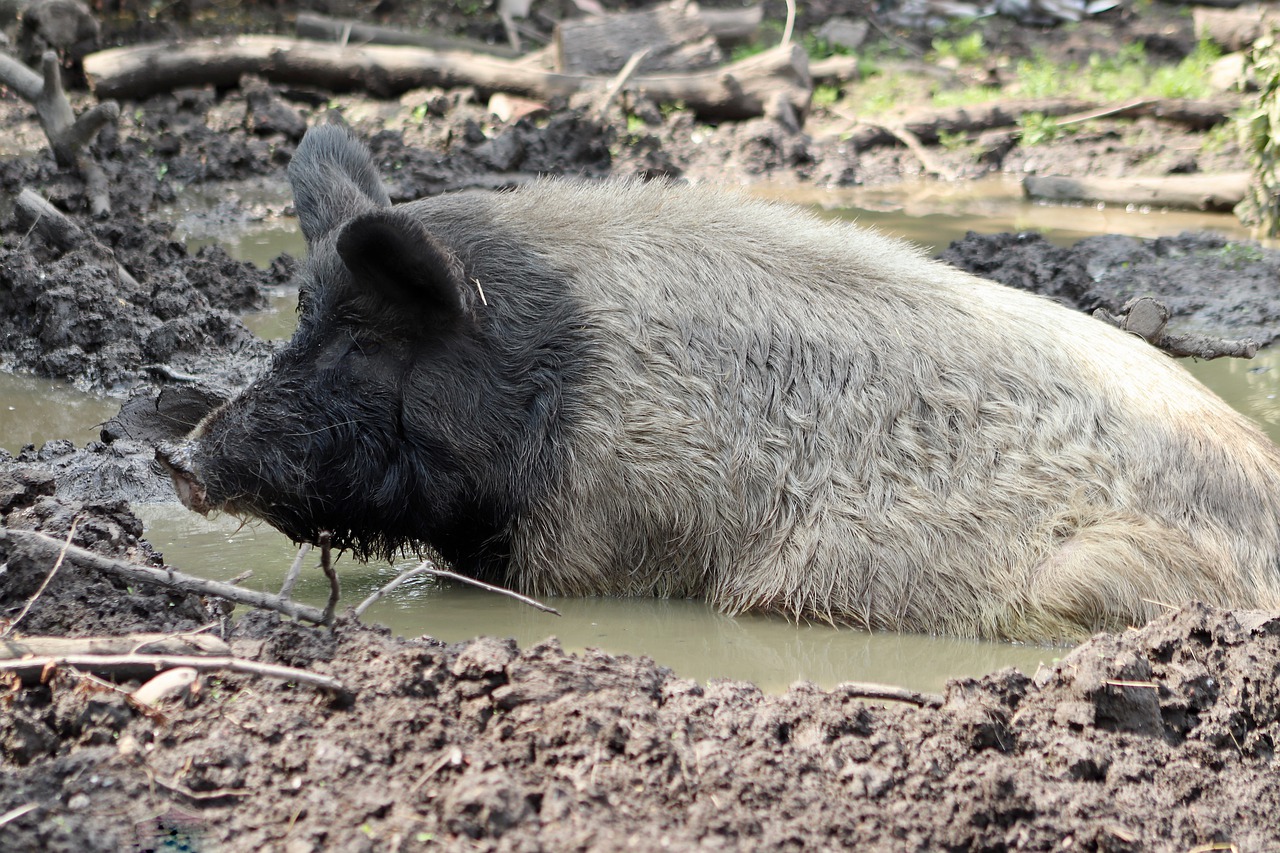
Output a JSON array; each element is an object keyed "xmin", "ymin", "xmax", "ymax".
[{"xmin": 9, "ymin": 182, "xmax": 1277, "ymax": 692}]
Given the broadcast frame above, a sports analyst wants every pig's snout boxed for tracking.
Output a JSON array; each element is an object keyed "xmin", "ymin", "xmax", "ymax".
[{"xmin": 156, "ymin": 442, "xmax": 213, "ymax": 514}]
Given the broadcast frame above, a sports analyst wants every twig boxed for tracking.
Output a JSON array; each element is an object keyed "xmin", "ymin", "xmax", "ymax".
[
  {"xmin": 833, "ymin": 681, "xmax": 944, "ymax": 708},
  {"xmin": 3, "ymin": 529, "xmax": 328, "ymax": 624},
  {"xmin": 595, "ymin": 47, "xmax": 651, "ymax": 120},
  {"xmin": 780, "ymin": 0, "xmax": 796, "ymax": 48},
  {"xmin": 1, "ymin": 517, "xmax": 79, "ymax": 638},
  {"xmin": 317, "ymin": 531, "xmax": 340, "ymax": 626},
  {"xmin": 353, "ymin": 558, "xmax": 561, "ymax": 618},
  {"xmin": 1092, "ymin": 297, "xmax": 1259, "ymax": 360},
  {"xmin": 0, "ymin": 803, "xmax": 39, "ymax": 828},
  {"xmin": 1056, "ymin": 98, "xmax": 1157, "ymax": 127},
  {"xmin": 853, "ymin": 117, "xmax": 958, "ymax": 181},
  {"xmin": 279, "ymin": 543, "xmax": 313, "ymax": 600},
  {"xmin": 0, "ymin": 652, "xmax": 350, "ymax": 697}
]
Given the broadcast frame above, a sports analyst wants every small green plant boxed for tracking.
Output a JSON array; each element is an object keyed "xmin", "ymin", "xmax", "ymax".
[
  {"xmin": 812, "ymin": 83, "xmax": 842, "ymax": 108},
  {"xmin": 1202, "ymin": 242, "xmax": 1266, "ymax": 269},
  {"xmin": 931, "ymin": 30, "xmax": 987, "ymax": 64},
  {"xmin": 937, "ymin": 130, "xmax": 971, "ymax": 151},
  {"xmin": 625, "ymin": 113, "xmax": 647, "ymax": 135},
  {"xmin": 1017, "ymin": 112, "xmax": 1064, "ymax": 146}
]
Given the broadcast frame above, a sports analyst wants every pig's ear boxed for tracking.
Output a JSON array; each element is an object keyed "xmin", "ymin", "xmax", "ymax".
[
  {"xmin": 289, "ymin": 123, "xmax": 392, "ymax": 244},
  {"xmin": 336, "ymin": 211, "xmax": 468, "ymax": 327}
]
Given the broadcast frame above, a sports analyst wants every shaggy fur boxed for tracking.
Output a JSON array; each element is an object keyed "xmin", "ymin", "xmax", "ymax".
[{"xmin": 166, "ymin": 124, "xmax": 1280, "ymax": 641}]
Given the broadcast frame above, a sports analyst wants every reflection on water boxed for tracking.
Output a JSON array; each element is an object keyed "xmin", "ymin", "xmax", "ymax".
[{"xmin": 6, "ymin": 182, "xmax": 1280, "ymax": 691}]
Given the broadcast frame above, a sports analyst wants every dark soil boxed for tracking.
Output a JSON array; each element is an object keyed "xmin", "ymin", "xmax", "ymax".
[{"xmin": 4, "ymin": 0, "xmax": 1280, "ymax": 849}]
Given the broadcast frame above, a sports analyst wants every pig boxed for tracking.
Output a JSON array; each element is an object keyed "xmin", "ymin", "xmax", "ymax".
[{"xmin": 159, "ymin": 122, "xmax": 1280, "ymax": 641}]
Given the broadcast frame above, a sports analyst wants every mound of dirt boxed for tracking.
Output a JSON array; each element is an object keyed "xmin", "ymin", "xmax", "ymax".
[{"xmin": 940, "ymin": 230, "xmax": 1280, "ymax": 346}]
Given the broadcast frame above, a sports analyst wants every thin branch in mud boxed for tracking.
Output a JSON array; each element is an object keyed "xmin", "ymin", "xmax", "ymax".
[
  {"xmin": 1092, "ymin": 297, "xmax": 1259, "ymax": 360},
  {"xmin": 833, "ymin": 681, "xmax": 944, "ymax": 708},
  {"xmin": 3, "ymin": 529, "xmax": 329, "ymax": 625},
  {"xmin": 353, "ymin": 558, "xmax": 561, "ymax": 619},
  {"xmin": 1, "ymin": 517, "xmax": 79, "ymax": 639},
  {"xmin": 0, "ymin": 803, "xmax": 40, "ymax": 828},
  {"xmin": 318, "ymin": 531, "xmax": 340, "ymax": 626},
  {"xmin": 0, "ymin": 652, "xmax": 350, "ymax": 697},
  {"xmin": 595, "ymin": 47, "xmax": 651, "ymax": 119},
  {"xmin": 279, "ymin": 543, "xmax": 313, "ymax": 600}
]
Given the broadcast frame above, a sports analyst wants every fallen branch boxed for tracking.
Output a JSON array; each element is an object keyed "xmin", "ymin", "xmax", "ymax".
[
  {"xmin": 3, "ymin": 528, "xmax": 329, "ymax": 625},
  {"xmin": 353, "ymin": 558, "xmax": 561, "ymax": 619},
  {"xmin": 0, "ymin": 632, "xmax": 230, "ymax": 659},
  {"xmin": 83, "ymin": 36, "xmax": 811, "ymax": 122},
  {"xmin": 1094, "ymin": 297, "xmax": 1259, "ymax": 360},
  {"xmin": 0, "ymin": 652, "xmax": 349, "ymax": 697},
  {"xmin": 14, "ymin": 188, "xmax": 141, "ymax": 288},
  {"xmin": 0, "ymin": 51, "xmax": 119, "ymax": 215},
  {"xmin": 318, "ymin": 531, "xmax": 339, "ymax": 626},
  {"xmin": 833, "ymin": 681, "xmax": 943, "ymax": 708},
  {"xmin": 1023, "ymin": 172, "xmax": 1250, "ymax": 212}
]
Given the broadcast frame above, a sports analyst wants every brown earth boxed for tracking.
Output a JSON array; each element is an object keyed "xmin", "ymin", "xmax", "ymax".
[{"xmin": 4, "ymin": 1, "xmax": 1280, "ymax": 850}]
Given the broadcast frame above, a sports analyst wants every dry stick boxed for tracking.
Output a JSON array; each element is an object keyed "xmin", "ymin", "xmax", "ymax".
[
  {"xmin": 3, "ymin": 529, "xmax": 328, "ymax": 624},
  {"xmin": 278, "ymin": 543, "xmax": 313, "ymax": 600},
  {"xmin": 0, "ymin": 803, "xmax": 39, "ymax": 829},
  {"xmin": 353, "ymin": 559, "xmax": 562, "ymax": 618},
  {"xmin": 318, "ymin": 532, "xmax": 339, "ymax": 626},
  {"xmin": 780, "ymin": 0, "xmax": 796, "ymax": 48},
  {"xmin": 881, "ymin": 122, "xmax": 958, "ymax": 181},
  {"xmin": 833, "ymin": 681, "xmax": 944, "ymax": 708},
  {"xmin": 594, "ymin": 47, "xmax": 651, "ymax": 119},
  {"xmin": 1, "ymin": 518, "xmax": 79, "ymax": 638},
  {"xmin": 1055, "ymin": 98, "xmax": 1157, "ymax": 127},
  {"xmin": 0, "ymin": 653, "xmax": 349, "ymax": 696}
]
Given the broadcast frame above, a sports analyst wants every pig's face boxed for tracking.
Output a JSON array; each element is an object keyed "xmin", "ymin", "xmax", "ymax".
[
  {"xmin": 159, "ymin": 209, "xmax": 483, "ymax": 559},
  {"xmin": 157, "ymin": 124, "xmax": 524, "ymax": 566}
]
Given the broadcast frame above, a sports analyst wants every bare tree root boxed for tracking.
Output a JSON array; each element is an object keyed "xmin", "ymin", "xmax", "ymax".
[
  {"xmin": 1094, "ymin": 296, "xmax": 1260, "ymax": 360},
  {"xmin": 3, "ymin": 528, "xmax": 329, "ymax": 625},
  {"xmin": 0, "ymin": 51, "xmax": 119, "ymax": 215}
]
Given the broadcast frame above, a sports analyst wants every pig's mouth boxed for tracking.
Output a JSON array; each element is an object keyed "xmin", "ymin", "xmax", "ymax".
[{"xmin": 155, "ymin": 443, "xmax": 215, "ymax": 515}]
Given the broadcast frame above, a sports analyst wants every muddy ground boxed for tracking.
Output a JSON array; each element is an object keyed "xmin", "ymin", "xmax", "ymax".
[{"xmin": 4, "ymin": 0, "xmax": 1280, "ymax": 849}]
